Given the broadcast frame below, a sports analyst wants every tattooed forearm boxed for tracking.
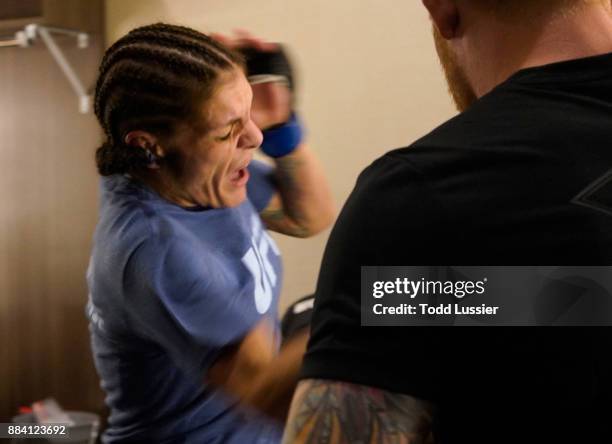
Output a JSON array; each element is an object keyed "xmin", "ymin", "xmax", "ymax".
[
  {"xmin": 275, "ymin": 155, "xmax": 302, "ymax": 194},
  {"xmin": 260, "ymin": 207, "xmax": 310, "ymax": 238},
  {"xmin": 260, "ymin": 153, "xmax": 313, "ymax": 237},
  {"xmin": 282, "ymin": 379, "xmax": 434, "ymax": 444},
  {"xmin": 259, "ymin": 143, "xmax": 334, "ymax": 237}
]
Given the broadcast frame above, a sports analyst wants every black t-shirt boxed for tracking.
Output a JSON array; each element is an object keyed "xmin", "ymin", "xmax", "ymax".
[{"xmin": 302, "ymin": 53, "xmax": 612, "ymax": 442}]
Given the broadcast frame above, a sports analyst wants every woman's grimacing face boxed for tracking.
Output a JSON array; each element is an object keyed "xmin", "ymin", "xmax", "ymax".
[{"xmin": 167, "ymin": 68, "xmax": 263, "ymax": 208}]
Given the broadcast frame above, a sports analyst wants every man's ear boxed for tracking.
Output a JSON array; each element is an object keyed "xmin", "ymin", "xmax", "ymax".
[
  {"xmin": 422, "ymin": 0, "xmax": 460, "ymax": 40},
  {"xmin": 124, "ymin": 130, "xmax": 164, "ymax": 157}
]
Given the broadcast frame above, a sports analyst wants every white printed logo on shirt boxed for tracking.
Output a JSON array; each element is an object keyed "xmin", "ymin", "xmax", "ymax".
[{"xmin": 242, "ymin": 214, "xmax": 281, "ymax": 314}]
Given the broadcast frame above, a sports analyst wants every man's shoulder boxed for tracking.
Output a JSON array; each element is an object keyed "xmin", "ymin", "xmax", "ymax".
[
  {"xmin": 370, "ymin": 85, "xmax": 555, "ymax": 190},
  {"xmin": 350, "ymin": 109, "xmax": 488, "ymax": 207},
  {"xmin": 388, "ymin": 94, "xmax": 519, "ymax": 167}
]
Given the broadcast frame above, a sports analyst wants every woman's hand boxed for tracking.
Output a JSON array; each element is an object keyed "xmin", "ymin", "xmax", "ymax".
[{"xmin": 211, "ymin": 30, "xmax": 292, "ymax": 130}]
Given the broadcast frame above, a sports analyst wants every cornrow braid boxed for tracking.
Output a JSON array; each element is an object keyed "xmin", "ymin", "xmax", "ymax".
[
  {"xmin": 129, "ymin": 23, "xmax": 238, "ymax": 62},
  {"xmin": 95, "ymin": 45, "xmax": 212, "ymax": 122},
  {"xmin": 96, "ymin": 31, "xmax": 237, "ymax": 83},
  {"xmin": 93, "ymin": 23, "xmax": 244, "ymax": 176}
]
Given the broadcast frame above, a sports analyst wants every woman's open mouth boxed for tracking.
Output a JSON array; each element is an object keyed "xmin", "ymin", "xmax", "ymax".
[{"xmin": 229, "ymin": 166, "xmax": 250, "ymax": 187}]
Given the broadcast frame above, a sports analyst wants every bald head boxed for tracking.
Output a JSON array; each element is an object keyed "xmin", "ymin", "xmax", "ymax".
[{"xmin": 423, "ymin": 0, "xmax": 612, "ymax": 111}]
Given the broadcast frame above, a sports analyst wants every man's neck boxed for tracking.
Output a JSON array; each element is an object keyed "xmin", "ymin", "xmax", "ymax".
[{"xmin": 468, "ymin": 3, "xmax": 612, "ymax": 98}]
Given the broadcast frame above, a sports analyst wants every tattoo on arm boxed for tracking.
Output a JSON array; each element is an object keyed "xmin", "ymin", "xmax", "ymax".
[
  {"xmin": 275, "ymin": 155, "xmax": 301, "ymax": 193},
  {"xmin": 260, "ymin": 207, "xmax": 286, "ymax": 222},
  {"xmin": 283, "ymin": 379, "xmax": 434, "ymax": 444},
  {"xmin": 260, "ymin": 156, "xmax": 310, "ymax": 237},
  {"xmin": 260, "ymin": 207, "xmax": 310, "ymax": 238},
  {"xmin": 272, "ymin": 156, "xmax": 310, "ymax": 234}
]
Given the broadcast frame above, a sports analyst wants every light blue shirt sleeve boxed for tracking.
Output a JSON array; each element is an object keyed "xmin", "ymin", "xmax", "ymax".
[
  {"xmin": 122, "ymin": 236, "xmax": 257, "ymax": 380},
  {"xmin": 247, "ymin": 159, "xmax": 277, "ymax": 212}
]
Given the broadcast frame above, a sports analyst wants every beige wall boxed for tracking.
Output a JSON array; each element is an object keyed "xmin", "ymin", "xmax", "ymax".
[{"xmin": 105, "ymin": 0, "xmax": 456, "ymax": 312}]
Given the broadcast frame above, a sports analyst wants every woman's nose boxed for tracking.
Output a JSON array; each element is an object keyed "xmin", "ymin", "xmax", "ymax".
[{"xmin": 238, "ymin": 119, "xmax": 263, "ymax": 150}]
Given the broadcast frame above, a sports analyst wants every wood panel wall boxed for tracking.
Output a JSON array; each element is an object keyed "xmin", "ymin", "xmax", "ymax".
[
  {"xmin": 0, "ymin": 0, "xmax": 106, "ymax": 423},
  {"xmin": 0, "ymin": 0, "xmax": 43, "ymax": 21}
]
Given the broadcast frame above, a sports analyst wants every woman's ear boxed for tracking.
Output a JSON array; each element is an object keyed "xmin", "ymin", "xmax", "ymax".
[
  {"xmin": 124, "ymin": 131, "xmax": 164, "ymax": 156},
  {"xmin": 422, "ymin": 0, "xmax": 460, "ymax": 40},
  {"xmin": 125, "ymin": 131, "xmax": 164, "ymax": 169}
]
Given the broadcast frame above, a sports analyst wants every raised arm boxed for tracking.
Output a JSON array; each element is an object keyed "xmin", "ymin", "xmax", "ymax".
[
  {"xmin": 282, "ymin": 379, "xmax": 435, "ymax": 444},
  {"xmin": 213, "ymin": 31, "xmax": 335, "ymax": 238},
  {"xmin": 251, "ymin": 62, "xmax": 334, "ymax": 238},
  {"xmin": 261, "ymin": 142, "xmax": 334, "ymax": 238}
]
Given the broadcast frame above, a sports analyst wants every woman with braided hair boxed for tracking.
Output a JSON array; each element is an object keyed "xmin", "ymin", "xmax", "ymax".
[{"xmin": 86, "ymin": 23, "xmax": 333, "ymax": 443}]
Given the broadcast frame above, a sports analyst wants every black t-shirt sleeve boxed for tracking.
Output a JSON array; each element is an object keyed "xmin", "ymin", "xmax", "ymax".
[{"xmin": 300, "ymin": 153, "xmax": 449, "ymax": 401}]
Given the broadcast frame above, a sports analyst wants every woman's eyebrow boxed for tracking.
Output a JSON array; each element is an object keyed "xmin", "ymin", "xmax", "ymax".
[{"xmin": 218, "ymin": 117, "xmax": 242, "ymax": 130}]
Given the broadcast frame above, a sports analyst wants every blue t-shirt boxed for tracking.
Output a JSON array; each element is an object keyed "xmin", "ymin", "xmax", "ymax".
[{"xmin": 86, "ymin": 161, "xmax": 283, "ymax": 443}]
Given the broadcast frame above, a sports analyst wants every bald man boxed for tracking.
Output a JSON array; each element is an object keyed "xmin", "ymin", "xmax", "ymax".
[{"xmin": 283, "ymin": 1, "xmax": 612, "ymax": 443}]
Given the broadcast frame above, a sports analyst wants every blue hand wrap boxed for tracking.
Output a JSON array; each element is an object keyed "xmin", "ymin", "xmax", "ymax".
[{"xmin": 260, "ymin": 113, "xmax": 304, "ymax": 158}]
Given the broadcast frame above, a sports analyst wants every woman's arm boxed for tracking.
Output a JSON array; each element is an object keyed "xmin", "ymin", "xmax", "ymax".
[
  {"xmin": 261, "ymin": 142, "xmax": 335, "ymax": 238},
  {"xmin": 250, "ymin": 78, "xmax": 334, "ymax": 238},
  {"xmin": 206, "ymin": 318, "xmax": 309, "ymax": 422},
  {"xmin": 213, "ymin": 32, "xmax": 335, "ymax": 238}
]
